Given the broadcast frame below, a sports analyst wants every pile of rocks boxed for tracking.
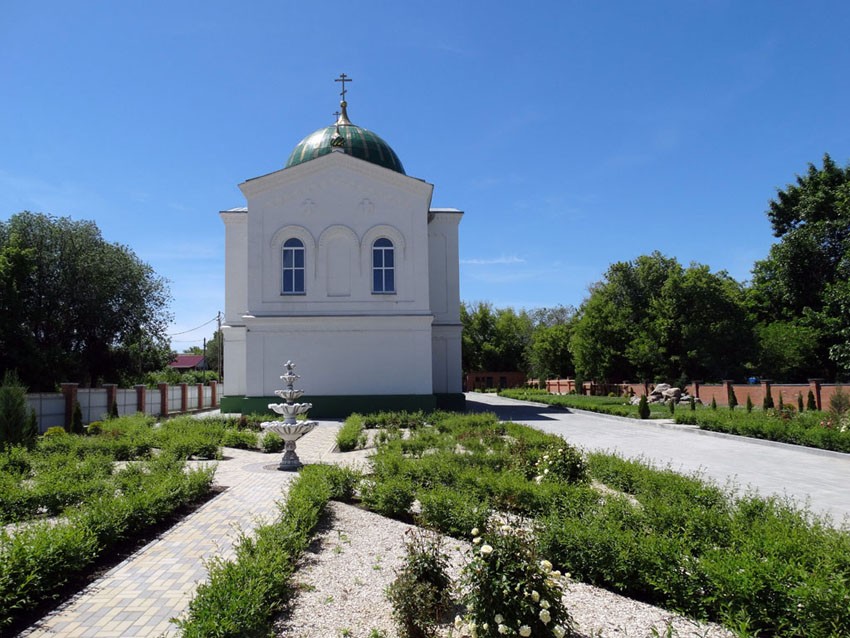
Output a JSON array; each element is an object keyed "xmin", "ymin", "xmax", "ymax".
[{"xmin": 628, "ymin": 383, "xmax": 699, "ymax": 406}]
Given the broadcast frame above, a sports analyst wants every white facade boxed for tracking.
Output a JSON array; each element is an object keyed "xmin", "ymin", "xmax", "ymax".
[{"xmin": 221, "ymin": 149, "xmax": 462, "ymax": 412}]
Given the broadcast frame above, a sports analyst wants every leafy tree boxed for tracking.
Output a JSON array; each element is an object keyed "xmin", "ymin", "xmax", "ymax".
[
  {"xmin": 570, "ymin": 252, "xmax": 750, "ymax": 383},
  {"xmin": 527, "ymin": 320, "xmax": 575, "ymax": 381},
  {"xmin": 461, "ymin": 302, "xmax": 532, "ymax": 372},
  {"xmin": 749, "ymin": 154, "xmax": 850, "ymax": 378},
  {"xmin": 0, "ymin": 212, "xmax": 172, "ymax": 389}
]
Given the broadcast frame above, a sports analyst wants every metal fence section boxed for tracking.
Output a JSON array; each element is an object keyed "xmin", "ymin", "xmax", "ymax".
[{"xmin": 25, "ymin": 393, "xmax": 65, "ymax": 432}]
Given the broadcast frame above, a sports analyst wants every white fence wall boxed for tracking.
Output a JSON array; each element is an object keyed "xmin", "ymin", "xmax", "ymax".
[
  {"xmin": 24, "ymin": 384, "xmax": 218, "ymax": 433},
  {"xmin": 25, "ymin": 393, "xmax": 65, "ymax": 431}
]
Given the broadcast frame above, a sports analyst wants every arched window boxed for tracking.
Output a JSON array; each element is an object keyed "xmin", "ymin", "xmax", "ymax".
[
  {"xmin": 372, "ymin": 237, "xmax": 395, "ymax": 294},
  {"xmin": 282, "ymin": 238, "xmax": 305, "ymax": 294}
]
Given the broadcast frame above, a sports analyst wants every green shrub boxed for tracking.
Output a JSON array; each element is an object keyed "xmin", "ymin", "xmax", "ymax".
[
  {"xmin": 43, "ymin": 426, "xmax": 67, "ymax": 438},
  {"xmin": 220, "ymin": 428, "xmax": 258, "ymax": 449},
  {"xmin": 260, "ymin": 431, "xmax": 284, "ymax": 453},
  {"xmin": 534, "ymin": 443, "xmax": 587, "ymax": 485},
  {"xmin": 70, "ymin": 401, "xmax": 84, "ymax": 435},
  {"xmin": 416, "ymin": 485, "xmax": 489, "ymax": 538},
  {"xmin": 0, "ymin": 371, "xmax": 32, "ymax": 448},
  {"xmin": 337, "ymin": 413, "xmax": 364, "ymax": 452},
  {"xmin": 459, "ymin": 523, "xmax": 574, "ymax": 638},
  {"xmin": 638, "ymin": 395, "xmax": 650, "ymax": 419},
  {"xmin": 387, "ymin": 528, "xmax": 454, "ymax": 638},
  {"xmin": 361, "ymin": 476, "xmax": 415, "ymax": 518},
  {"xmin": 763, "ymin": 389, "xmax": 774, "ymax": 410},
  {"xmin": 829, "ymin": 385, "xmax": 850, "ymax": 416},
  {"xmin": 86, "ymin": 421, "xmax": 103, "ymax": 435}
]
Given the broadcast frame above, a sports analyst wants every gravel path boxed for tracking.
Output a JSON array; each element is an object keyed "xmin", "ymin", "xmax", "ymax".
[{"xmin": 276, "ymin": 502, "xmax": 734, "ymax": 638}]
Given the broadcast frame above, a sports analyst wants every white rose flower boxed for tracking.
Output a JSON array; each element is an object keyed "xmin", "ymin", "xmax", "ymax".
[
  {"xmin": 540, "ymin": 559, "xmax": 553, "ymax": 572},
  {"xmin": 494, "ymin": 614, "xmax": 503, "ymax": 624},
  {"xmin": 471, "ymin": 528, "xmax": 479, "ymax": 536},
  {"xmin": 519, "ymin": 625, "xmax": 531, "ymax": 637},
  {"xmin": 530, "ymin": 590, "xmax": 540, "ymax": 602},
  {"xmin": 498, "ymin": 624, "xmax": 509, "ymax": 635},
  {"xmin": 455, "ymin": 615, "xmax": 463, "ymax": 629},
  {"xmin": 553, "ymin": 625, "xmax": 566, "ymax": 638},
  {"xmin": 541, "ymin": 600, "xmax": 550, "ymax": 610},
  {"xmin": 473, "ymin": 537, "xmax": 482, "ymax": 544},
  {"xmin": 480, "ymin": 544, "xmax": 493, "ymax": 555},
  {"xmin": 539, "ymin": 608, "xmax": 551, "ymax": 624}
]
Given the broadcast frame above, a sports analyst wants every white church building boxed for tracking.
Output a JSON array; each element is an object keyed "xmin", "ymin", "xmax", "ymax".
[{"xmin": 219, "ymin": 78, "xmax": 464, "ymax": 416}]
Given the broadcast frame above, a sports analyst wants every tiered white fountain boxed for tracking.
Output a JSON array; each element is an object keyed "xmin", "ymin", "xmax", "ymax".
[{"xmin": 262, "ymin": 360, "xmax": 317, "ymax": 471}]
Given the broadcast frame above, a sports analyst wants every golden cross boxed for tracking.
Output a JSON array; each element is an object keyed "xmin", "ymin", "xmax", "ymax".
[{"xmin": 334, "ymin": 73, "xmax": 352, "ymax": 100}]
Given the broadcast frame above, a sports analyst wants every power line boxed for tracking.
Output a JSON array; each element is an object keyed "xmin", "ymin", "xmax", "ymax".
[{"xmin": 168, "ymin": 315, "xmax": 218, "ymax": 336}]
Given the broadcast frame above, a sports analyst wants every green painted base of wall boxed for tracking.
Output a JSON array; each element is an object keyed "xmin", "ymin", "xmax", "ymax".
[
  {"xmin": 219, "ymin": 394, "xmax": 440, "ymax": 418},
  {"xmin": 435, "ymin": 393, "xmax": 466, "ymax": 412}
]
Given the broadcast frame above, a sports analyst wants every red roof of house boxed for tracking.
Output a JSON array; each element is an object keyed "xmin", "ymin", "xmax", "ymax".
[{"xmin": 170, "ymin": 354, "xmax": 206, "ymax": 369}]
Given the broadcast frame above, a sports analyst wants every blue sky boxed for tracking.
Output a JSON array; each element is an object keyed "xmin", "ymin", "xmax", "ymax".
[{"xmin": 2, "ymin": 1, "xmax": 849, "ymax": 351}]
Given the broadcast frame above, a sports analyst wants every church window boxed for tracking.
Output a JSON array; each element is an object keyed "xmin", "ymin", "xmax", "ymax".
[
  {"xmin": 372, "ymin": 237, "xmax": 395, "ymax": 293},
  {"xmin": 282, "ymin": 238, "xmax": 305, "ymax": 294}
]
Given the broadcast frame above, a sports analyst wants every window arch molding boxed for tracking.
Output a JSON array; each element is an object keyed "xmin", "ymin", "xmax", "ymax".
[
  {"xmin": 361, "ymin": 224, "xmax": 406, "ymax": 295},
  {"xmin": 270, "ymin": 225, "xmax": 316, "ymax": 295}
]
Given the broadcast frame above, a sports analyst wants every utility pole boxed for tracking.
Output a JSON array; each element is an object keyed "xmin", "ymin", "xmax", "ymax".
[{"xmin": 217, "ymin": 311, "xmax": 222, "ymax": 380}]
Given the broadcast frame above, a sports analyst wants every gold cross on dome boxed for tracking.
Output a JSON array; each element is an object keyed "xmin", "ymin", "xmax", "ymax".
[{"xmin": 334, "ymin": 73, "xmax": 352, "ymax": 100}]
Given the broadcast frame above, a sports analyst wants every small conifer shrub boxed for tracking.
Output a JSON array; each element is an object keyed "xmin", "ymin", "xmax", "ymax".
[
  {"xmin": 797, "ymin": 393, "xmax": 804, "ymax": 413},
  {"xmin": 807, "ymin": 390, "xmax": 817, "ymax": 411},
  {"xmin": 637, "ymin": 395, "xmax": 650, "ymax": 419},
  {"xmin": 746, "ymin": 395, "xmax": 753, "ymax": 413},
  {"xmin": 728, "ymin": 388, "xmax": 738, "ymax": 410},
  {"xmin": 763, "ymin": 390, "xmax": 774, "ymax": 411},
  {"xmin": 710, "ymin": 397, "xmax": 717, "ymax": 410},
  {"xmin": 689, "ymin": 396, "xmax": 696, "ymax": 411},
  {"xmin": 70, "ymin": 400, "xmax": 84, "ymax": 435},
  {"xmin": 778, "ymin": 392, "xmax": 785, "ymax": 411},
  {"xmin": 668, "ymin": 400, "xmax": 675, "ymax": 416}
]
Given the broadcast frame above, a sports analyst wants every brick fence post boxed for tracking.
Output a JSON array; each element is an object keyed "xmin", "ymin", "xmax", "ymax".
[
  {"xmin": 210, "ymin": 380, "xmax": 218, "ymax": 408},
  {"xmin": 135, "ymin": 385, "xmax": 146, "ymax": 413},
  {"xmin": 180, "ymin": 383, "xmax": 188, "ymax": 413},
  {"xmin": 61, "ymin": 383, "xmax": 78, "ymax": 430},
  {"xmin": 809, "ymin": 378, "xmax": 824, "ymax": 411},
  {"xmin": 196, "ymin": 383, "xmax": 204, "ymax": 410},
  {"xmin": 158, "ymin": 383, "xmax": 169, "ymax": 417},
  {"xmin": 103, "ymin": 383, "xmax": 117, "ymax": 417}
]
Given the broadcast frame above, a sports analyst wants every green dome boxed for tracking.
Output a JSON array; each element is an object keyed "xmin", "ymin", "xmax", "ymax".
[{"xmin": 285, "ymin": 103, "xmax": 405, "ymax": 174}]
